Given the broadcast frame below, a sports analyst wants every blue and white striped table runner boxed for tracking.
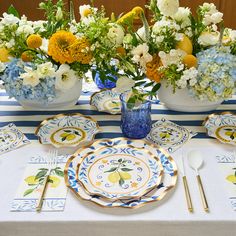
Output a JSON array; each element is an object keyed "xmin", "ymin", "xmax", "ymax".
[{"xmin": 0, "ymin": 89, "xmax": 236, "ymax": 141}]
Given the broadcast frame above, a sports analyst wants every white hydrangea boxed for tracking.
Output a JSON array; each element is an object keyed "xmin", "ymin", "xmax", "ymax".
[
  {"xmin": 159, "ymin": 49, "xmax": 186, "ymax": 67},
  {"xmin": 107, "ymin": 24, "xmax": 124, "ymax": 46},
  {"xmin": 172, "ymin": 7, "xmax": 191, "ymax": 28},
  {"xmin": 16, "ymin": 25, "xmax": 34, "ymax": 36},
  {"xmin": 198, "ymin": 31, "xmax": 219, "ymax": 46},
  {"xmin": 131, "ymin": 43, "xmax": 152, "ymax": 69},
  {"xmin": 176, "ymin": 67, "xmax": 198, "ymax": 88},
  {"xmin": 1, "ymin": 13, "xmax": 19, "ymax": 25},
  {"xmin": 157, "ymin": 0, "xmax": 179, "ymax": 17},
  {"xmin": 55, "ymin": 64, "xmax": 77, "ymax": 91}
]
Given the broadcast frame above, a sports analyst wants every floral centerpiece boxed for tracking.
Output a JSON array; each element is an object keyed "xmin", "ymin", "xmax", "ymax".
[{"xmin": 0, "ymin": 0, "xmax": 92, "ymax": 109}]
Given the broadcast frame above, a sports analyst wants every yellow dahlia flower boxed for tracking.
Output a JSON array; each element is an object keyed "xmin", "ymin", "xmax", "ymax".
[
  {"xmin": 26, "ymin": 34, "xmax": 43, "ymax": 48},
  {"xmin": 69, "ymin": 37, "xmax": 92, "ymax": 64},
  {"xmin": 48, "ymin": 31, "xmax": 77, "ymax": 64}
]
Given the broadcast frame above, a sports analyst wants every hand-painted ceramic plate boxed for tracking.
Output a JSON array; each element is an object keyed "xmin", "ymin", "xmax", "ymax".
[
  {"xmin": 77, "ymin": 143, "xmax": 163, "ymax": 200},
  {"xmin": 203, "ymin": 112, "xmax": 236, "ymax": 145},
  {"xmin": 90, "ymin": 89, "xmax": 121, "ymax": 114},
  {"xmin": 146, "ymin": 118, "xmax": 197, "ymax": 153},
  {"xmin": 64, "ymin": 138, "xmax": 178, "ymax": 208},
  {"xmin": 35, "ymin": 113, "xmax": 100, "ymax": 148},
  {"xmin": 0, "ymin": 123, "xmax": 30, "ymax": 155}
]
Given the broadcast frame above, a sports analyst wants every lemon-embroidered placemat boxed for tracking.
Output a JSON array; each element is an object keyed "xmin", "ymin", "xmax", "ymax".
[
  {"xmin": 216, "ymin": 153, "xmax": 236, "ymax": 211},
  {"xmin": 0, "ymin": 123, "xmax": 30, "ymax": 155},
  {"xmin": 11, "ymin": 154, "xmax": 68, "ymax": 212}
]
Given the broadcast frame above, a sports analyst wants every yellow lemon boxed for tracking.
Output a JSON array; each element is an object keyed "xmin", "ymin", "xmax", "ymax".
[
  {"xmin": 120, "ymin": 172, "xmax": 131, "ymax": 180},
  {"xmin": 60, "ymin": 133, "xmax": 68, "ymax": 138},
  {"xmin": 0, "ymin": 47, "xmax": 10, "ymax": 62},
  {"xmin": 25, "ymin": 176, "xmax": 39, "ymax": 185},
  {"xmin": 176, "ymin": 35, "xmax": 193, "ymax": 55},
  {"xmin": 49, "ymin": 176, "xmax": 60, "ymax": 188},
  {"xmin": 108, "ymin": 172, "xmax": 120, "ymax": 183},
  {"xmin": 66, "ymin": 134, "xmax": 76, "ymax": 141},
  {"xmin": 183, "ymin": 54, "xmax": 198, "ymax": 68},
  {"xmin": 226, "ymin": 175, "xmax": 236, "ymax": 184}
]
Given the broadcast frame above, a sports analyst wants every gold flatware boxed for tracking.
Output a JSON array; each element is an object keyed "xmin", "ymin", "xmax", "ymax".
[
  {"xmin": 187, "ymin": 150, "xmax": 209, "ymax": 212},
  {"xmin": 180, "ymin": 151, "xmax": 193, "ymax": 212},
  {"xmin": 36, "ymin": 149, "xmax": 58, "ymax": 212}
]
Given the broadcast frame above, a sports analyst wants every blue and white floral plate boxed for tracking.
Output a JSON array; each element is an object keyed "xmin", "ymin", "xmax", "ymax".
[
  {"xmin": 77, "ymin": 142, "xmax": 163, "ymax": 200},
  {"xmin": 35, "ymin": 113, "xmax": 100, "ymax": 148},
  {"xmin": 90, "ymin": 89, "xmax": 121, "ymax": 114},
  {"xmin": 64, "ymin": 138, "xmax": 177, "ymax": 208},
  {"xmin": 0, "ymin": 123, "xmax": 30, "ymax": 155},
  {"xmin": 146, "ymin": 118, "xmax": 197, "ymax": 153},
  {"xmin": 203, "ymin": 112, "xmax": 236, "ymax": 145}
]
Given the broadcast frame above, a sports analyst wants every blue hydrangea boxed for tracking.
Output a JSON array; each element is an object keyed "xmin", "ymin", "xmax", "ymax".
[
  {"xmin": 0, "ymin": 59, "xmax": 56, "ymax": 103},
  {"xmin": 189, "ymin": 46, "xmax": 236, "ymax": 101}
]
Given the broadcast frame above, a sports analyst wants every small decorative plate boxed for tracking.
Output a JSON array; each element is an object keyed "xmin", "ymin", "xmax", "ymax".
[
  {"xmin": 146, "ymin": 118, "xmax": 197, "ymax": 153},
  {"xmin": 64, "ymin": 138, "xmax": 178, "ymax": 208},
  {"xmin": 77, "ymin": 143, "xmax": 163, "ymax": 200},
  {"xmin": 203, "ymin": 112, "xmax": 236, "ymax": 145},
  {"xmin": 90, "ymin": 89, "xmax": 121, "ymax": 114},
  {"xmin": 0, "ymin": 123, "xmax": 30, "ymax": 155},
  {"xmin": 35, "ymin": 113, "xmax": 100, "ymax": 148}
]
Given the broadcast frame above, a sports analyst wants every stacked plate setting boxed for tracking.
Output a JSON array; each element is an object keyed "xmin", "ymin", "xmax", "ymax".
[{"xmin": 65, "ymin": 138, "xmax": 178, "ymax": 208}]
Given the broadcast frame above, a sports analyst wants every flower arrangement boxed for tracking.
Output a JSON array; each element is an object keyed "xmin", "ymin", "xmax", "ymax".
[{"xmin": 0, "ymin": 0, "xmax": 91, "ymax": 103}]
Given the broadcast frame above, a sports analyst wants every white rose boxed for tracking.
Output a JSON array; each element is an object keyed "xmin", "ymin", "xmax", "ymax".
[
  {"xmin": 172, "ymin": 7, "xmax": 191, "ymax": 27},
  {"xmin": 198, "ymin": 31, "xmax": 219, "ymax": 46},
  {"xmin": 114, "ymin": 76, "xmax": 135, "ymax": 93},
  {"xmin": 157, "ymin": 0, "xmax": 179, "ymax": 17},
  {"xmin": 20, "ymin": 67, "xmax": 40, "ymax": 87},
  {"xmin": 36, "ymin": 62, "xmax": 55, "ymax": 78},
  {"xmin": 55, "ymin": 64, "xmax": 78, "ymax": 91},
  {"xmin": 107, "ymin": 24, "xmax": 125, "ymax": 46}
]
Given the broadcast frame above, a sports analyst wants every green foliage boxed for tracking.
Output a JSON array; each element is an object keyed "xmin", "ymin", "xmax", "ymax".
[{"xmin": 7, "ymin": 5, "xmax": 19, "ymax": 18}]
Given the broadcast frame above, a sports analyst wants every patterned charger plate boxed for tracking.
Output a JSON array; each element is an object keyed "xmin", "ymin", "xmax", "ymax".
[
  {"xmin": 77, "ymin": 142, "xmax": 163, "ymax": 200},
  {"xmin": 64, "ymin": 138, "xmax": 178, "ymax": 208},
  {"xmin": 90, "ymin": 89, "xmax": 121, "ymax": 114},
  {"xmin": 146, "ymin": 118, "xmax": 197, "ymax": 153},
  {"xmin": 35, "ymin": 113, "xmax": 100, "ymax": 148},
  {"xmin": 203, "ymin": 112, "xmax": 236, "ymax": 145}
]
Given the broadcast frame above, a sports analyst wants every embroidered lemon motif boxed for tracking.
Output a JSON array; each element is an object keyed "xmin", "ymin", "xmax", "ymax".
[
  {"xmin": 226, "ymin": 168, "xmax": 236, "ymax": 185},
  {"xmin": 48, "ymin": 176, "xmax": 60, "ymax": 188},
  {"xmin": 25, "ymin": 176, "xmax": 39, "ymax": 185}
]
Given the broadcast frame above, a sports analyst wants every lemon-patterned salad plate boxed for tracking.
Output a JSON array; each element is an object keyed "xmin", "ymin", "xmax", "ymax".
[
  {"xmin": 90, "ymin": 89, "xmax": 121, "ymax": 114},
  {"xmin": 204, "ymin": 112, "xmax": 236, "ymax": 145},
  {"xmin": 35, "ymin": 113, "xmax": 100, "ymax": 148},
  {"xmin": 64, "ymin": 138, "xmax": 178, "ymax": 208},
  {"xmin": 76, "ymin": 141, "xmax": 163, "ymax": 199}
]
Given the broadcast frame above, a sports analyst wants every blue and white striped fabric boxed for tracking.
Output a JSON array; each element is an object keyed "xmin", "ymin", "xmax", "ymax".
[{"xmin": 0, "ymin": 88, "xmax": 236, "ymax": 141}]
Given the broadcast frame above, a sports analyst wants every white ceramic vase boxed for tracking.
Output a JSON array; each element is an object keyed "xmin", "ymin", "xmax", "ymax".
[
  {"xmin": 158, "ymin": 80, "xmax": 223, "ymax": 112},
  {"xmin": 18, "ymin": 79, "xmax": 83, "ymax": 110}
]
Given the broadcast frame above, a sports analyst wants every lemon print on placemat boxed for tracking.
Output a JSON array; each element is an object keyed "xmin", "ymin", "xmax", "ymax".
[
  {"xmin": 50, "ymin": 127, "xmax": 86, "ymax": 146},
  {"xmin": 226, "ymin": 168, "xmax": 236, "ymax": 185}
]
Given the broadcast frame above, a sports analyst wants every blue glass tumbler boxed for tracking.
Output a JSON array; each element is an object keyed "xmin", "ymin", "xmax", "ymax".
[{"xmin": 120, "ymin": 93, "xmax": 152, "ymax": 139}]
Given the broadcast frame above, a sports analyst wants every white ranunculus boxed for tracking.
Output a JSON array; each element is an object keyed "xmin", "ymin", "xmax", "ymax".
[
  {"xmin": 55, "ymin": 64, "xmax": 77, "ymax": 91},
  {"xmin": 107, "ymin": 24, "xmax": 125, "ymax": 46},
  {"xmin": 203, "ymin": 12, "xmax": 223, "ymax": 26},
  {"xmin": 114, "ymin": 76, "xmax": 135, "ymax": 93},
  {"xmin": 131, "ymin": 43, "xmax": 152, "ymax": 69},
  {"xmin": 0, "ymin": 62, "xmax": 6, "ymax": 73},
  {"xmin": 198, "ymin": 31, "xmax": 219, "ymax": 46},
  {"xmin": 157, "ymin": 0, "xmax": 179, "ymax": 17},
  {"xmin": 1, "ymin": 13, "xmax": 19, "ymax": 25},
  {"xmin": 36, "ymin": 62, "xmax": 55, "ymax": 78},
  {"xmin": 16, "ymin": 25, "xmax": 34, "ymax": 36},
  {"xmin": 20, "ymin": 67, "xmax": 40, "ymax": 87},
  {"xmin": 172, "ymin": 7, "xmax": 191, "ymax": 27}
]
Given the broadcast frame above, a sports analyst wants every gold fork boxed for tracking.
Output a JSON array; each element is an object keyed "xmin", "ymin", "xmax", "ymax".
[{"xmin": 36, "ymin": 149, "xmax": 57, "ymax": 212}]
